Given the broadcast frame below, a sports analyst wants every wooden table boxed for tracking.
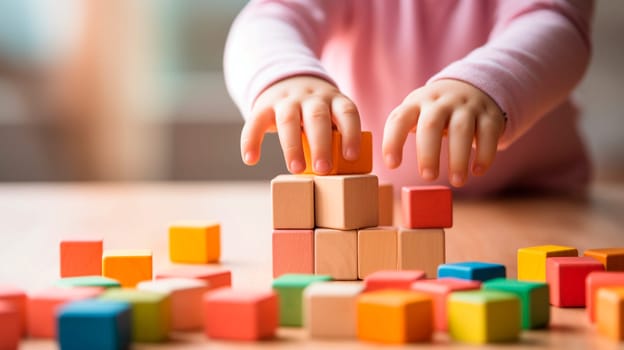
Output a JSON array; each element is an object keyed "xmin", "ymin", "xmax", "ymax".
[{"xmin": 1, "ymin": 181, "xmax": 623, "ymax": 349}]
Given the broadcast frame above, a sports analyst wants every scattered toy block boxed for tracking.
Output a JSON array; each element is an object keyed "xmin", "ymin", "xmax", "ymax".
[
  {"xmin": 586, "ymin": 271, "xmax": 624, "ymax": 323},
  {"xmin": 448, "ymin": 290, "xmax": 521, "ymax": 344},
  {"xmin": 596, "ymin": 287, "xmax": 624, "ymax": 341},
  {"xmin": 138, "ymin": 278, "xmax": 210, "ymax": 331},
  {"xmin": 314, "ymin": 175, "xmax": 378, "ymax": 230},
  {"xmin": 27, "ymin": 287, "xmax": 103, "ymax": 338},
  {"xmin": 546, "ymin": 256, "xmax": 604, "ymax": 307},
  {"xmin": 438, "ymin": 261, "xmax": 506, "ymax": 282},
  {"xmin": 272, "ymin": 274, "xmax": 332, "ymax": 327},
  {"xmin": 203, "ymin": 288, "xmax": 278, "ymax": 341},
  {"xmin": 60, "ymin": 239, "xmax": 103, "ymax": 277},
  {"xmin": 398, "ymin": 228, "xmax": 445, "ymax": 278},
  {"xmin": 0, "ymin": 285, "xmax": 27, "ymax": 336},
  {"xmin": 271, "ymin": 175, "xmax": 315, "ymax": 229},
  {"xmin": 99, "ymin": 288, "xmax": 170, "ymax": 342},
  {"xmin": 169, "ymin": 222, "xmax": 220, "ymax": 263},
  {"xmin": 302, "ymin": 130, "xmax": 373, "ymax": 175},
  {"xmin": 358, "ymin": 227, "xmax": 397, "ymax": 279},
  {"xmin": 102, "ymin": 249, "xmax": 153, "ymax": 288},
  {"xmin": 483, "ymin": 278, "xmax": 550, "ymax": 329},
  {"xmin": 411, "ymin": 278, "xmax": 481, "ymax": 331},
  {"xmin": 357, "ymin": 290, "xmax": 433, "ymax": 343},
  {"xmin": 0, "ymin": 301, "xmax": 20, "ymax": 350},
  {"xmin": 57, "ymin": 300, "xmax": 131, "ymax": 350},
  {"xmin": 303, "ymin": 282, "xmax": 364, "ymax": 338},
  {"xmin": 315, "ymin": 228, "xmax": 358, "ymax": 280},
  {"xmin": 378, "ymin": 183, "xmax": 394, "ymax": 226},
  {"xmin": 584, "ymin": 248, "xmax": 624, "ymax": 271},
  {"xmin": 272, "ymin": 229, "xmax": 314, "ymax": 278},
  {"xmin": 364, "ymin": 270, "xmax": 425, "ymax": 292},
  {"xmin": 55, "ymin": 276, "xmax": 121, "ymax": 289},
  {"xmin": 401, "ymin": 186, "xmax": 452, "ymax": 228},
  {"xmin": 517, "ymin": 245, "xmax": 578, "ymax": 282},
  {"xmin": 155, "ymin": 266, "xmax": 231, "ymax": 290}
]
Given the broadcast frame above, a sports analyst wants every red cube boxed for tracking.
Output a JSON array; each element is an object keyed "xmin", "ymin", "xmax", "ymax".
[
  {"xmin": 401, "ymin": 186, "xmax": 452, "ymax": 228},
  {"xmin": 546, "ymin": 257, "xmax": 604, "ymax": 307},
  {"xmin": 0, "ymin": 301, "xmax": 20, "ymax": 350},
  {"xmin": 60, "ymin": 239, "xmax": 103, "ymax": 277},
  {"xmin": 0, "ymin": 285, "xmax": 27, "ymax": 336}
]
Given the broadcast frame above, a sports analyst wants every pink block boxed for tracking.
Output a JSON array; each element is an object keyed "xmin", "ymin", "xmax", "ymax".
[
  {"xmin": 0, "ymin": 286, "xmax": 27, "ymax": 336},
  {"xmin": 586, "ymin": 271, "xmax": 624, "ymax": 322},
  {"xmin": 60, "ymin": 239, "xmax": 103, "ymax": 277},
  {"xmin": 411, "ymin": 278, "xmax": 482, "ymax": 331},
  {"xmin": 0, "ymin": 301, "xmax": 20, "ymax": 350},
  {"xmin": 546, "ymin": 257, "xmax": 604, "ymax": 307},
  {"xmin": 272, "ymin": 230, "xmax": 314, "ymax": 278},
  {"xmin": 364, "ymin": 270, "xmax": 426, "ymax": 292},
  {"xmin": 156, "ymin": 266, "xmax": 231, "ymax": 290},
  {"xmin": 27, "ymin": 287, "xmax": 103, "ymax": 338}
]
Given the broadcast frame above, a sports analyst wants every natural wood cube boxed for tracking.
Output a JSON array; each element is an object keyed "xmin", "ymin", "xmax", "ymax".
[
  {"xmin": 398, "ymin": 228, "xmax": 445, "ymax": 278},
  {"xmin": 169, "ymin": 222, "xmax": 220, "ymax": 263},
  {"xmin": 303, "ymin": 130, "xmax": 373, "ymax": 175},
  {"xmin": 315, "ymin": 229, "xmax": 358, "ymax": 280},
  {"xmin": 401, "ymin": 186, "xmax": 452, "ymax": 228},
  {"xmin": 378, "ymin": 183, "xmax": 394, "ymax": 226},
  {"xmin": 314, "ymin": 175, "xmax": 378, "ymax": 230},
  {"xmin": 156, "ymin": 266, "xmax": 231, "ymax": 290},
  {"xmin": 60, "ymin": 239, "xmax": 103, "ymax": 277},
  {"xmin": 358, "ymin": 227, "xmax": 397, "ymax": 279},
  {"xmin": 304, "ymin": 281, "xmax": 364, "ymax": 338},
  {"xmin": 271, "ymin": 175, "xmax": 315, "ymax": 229},
  {"xmin": 272, "ymin": 230, "xmax": 314, "ymax": 278}
]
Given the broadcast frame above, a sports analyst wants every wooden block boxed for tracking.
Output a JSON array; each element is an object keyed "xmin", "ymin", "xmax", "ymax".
[
  {"xmin": 596, "ymin": 287, "xmax": 624, "ymax": 341},
  {"xmin": 358, "ymin": 227, "xmax": 397, "ymax": 279},
  {"xmin": 57, "ymin": 300, "xmax": 131, "ymax": 350},
  {"xmin": 483, "ymin": 278, "xmax": 550, "ymax": 329},
  {"xmin": 169, "ymin": 222, "xmax": 220, "ymax": 263},
  {"xmin": 315, "ymin": 229, "xmax": 358, "ymax": 280},
  {"xmin": 411, "ymin": 278, "xmax": 481, "ymax": 331},
  {"xmin": 138, "ymin": 278, "xmax": 210, "ymax": 331},
  {"xmin": 378, "ymin": 183, "xmax": 394, "ymax": 226},
  {"xmin": 99, "ymin": 288, "xmax": 170, "ymax": 342},
  {"xmin": 0, "ymin": 285, "xmax": 27, "ymax": 336},
  {"xmin": 438, "ymin": 261, "xmax": 506, "ymax": 282},
  {"xmin": 27, "ymin": 287, "xmax": 103, "ymax": 338},
  {"xmin": 272, "ymin": 274, "xmax": 332, "ymax": 327},
  {"xmin": 155, "ymin": 266, "xmax": 231, "ymax": 290},
  {"xmin": 303, "ymin": 130, "xmax": 373, "ymax": 175},
  {"xmin": 272, "ymin": 230, "xmax": 314, "ymax": 278},
  {"xmin": 0, "ymin": 301, "xmax": 20, "ymax": 350},
  {"xmin": 546, "ymin": 256, "xmax": 604, "ymax": 307},
  {"xmin": 401, "ymin": 186, "xmax": 452, "ymax": 228},
  {"xmin": 102, "ymin": 249, "xmax": 153, "ymax": 288},
  {"xmin": 60, "ymin": 239, "xmax": 103, "ymax": 277},
  {"xmin": 314, "ymin": 175, "xmax": 378, "ymax": 230},
  {"xmin": 517, "ymin": 245, "xmax": 578, "ymax": 282},
  {"xmin": 56, "ymin": 276, "xmax": 121, "ymax": 289},
  {"xmin": 357, "ymin": 290, "xmax": 433, "ymax": 343},
  {"xmin": 364, "ymin": 270, "xmax": 425, "ymax": 292},
  {"xmin": 203, "ymin": 288, "xmax": 278, "ymax": 341},
  {"xmin": 586, "ymin": 271, "xmax": 624, "ymax": 323},
  {"xmin": 584, "ymin": 248, "xmax": 624, "ymax": 271},
  {"xmin": 303, "ymin": 282, "xmax": 364, "ymax": 338},
  {"xmin": 271, "ymin": 175, "xmax": 314, "ymax": 229},
  {"xmin": 448, "ymin": 290, "xmax": 521, "ymax": 344},
  {"xmin": 398, "ymin": 228, "xmax": 445, "ymax": 278}
]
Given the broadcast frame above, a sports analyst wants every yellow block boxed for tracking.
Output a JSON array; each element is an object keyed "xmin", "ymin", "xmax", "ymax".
[
  {"xmin": 102, "ymin": 249, "xmax": 153, "ymax": 288},
  {"xmin": 303, "ymin": 130, "xmax": 372, "ymax": 175},
  {"xmin": 357, "ymin": 290, "xmax": 432, "ymax": 343},
  {"xmin": 596, "ymin": 287, "xmax": 624, "ymax": 341},
  {"xmin": 517, "ymin": 245, "xmax": 578, "ymax": 281},
  {"xmin": 169, "ymin": 222, "xmax": 220, "ymax": 264}
]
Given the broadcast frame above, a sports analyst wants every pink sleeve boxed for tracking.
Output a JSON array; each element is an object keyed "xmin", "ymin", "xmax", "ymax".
[{"xmin": 428, "ymin": 0, "xmax": 594, "ymax": 148}]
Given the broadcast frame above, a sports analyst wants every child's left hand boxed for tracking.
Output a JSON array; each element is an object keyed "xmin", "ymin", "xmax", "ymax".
[{"xmin": 382, "ymin": 79, "xmax": 506, "ymax": 187}]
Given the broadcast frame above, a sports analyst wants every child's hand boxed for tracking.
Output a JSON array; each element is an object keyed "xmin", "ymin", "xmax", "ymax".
[
  {"xmin": 382, "ymin": 79, "xmax": 506, "ymax": 187},
  {"xmin": 241, "ymin": 76, "xmax": 362, "ymax": 174}
]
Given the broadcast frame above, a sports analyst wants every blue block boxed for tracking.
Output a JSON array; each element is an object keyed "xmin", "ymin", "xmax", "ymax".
[
  {"xmin": 57, "ymin": 300, "xmax": 131, "ymax": 350},
  {"xmin": 437, "ymin": 261, "xmax": 506, "ymax": 282}
]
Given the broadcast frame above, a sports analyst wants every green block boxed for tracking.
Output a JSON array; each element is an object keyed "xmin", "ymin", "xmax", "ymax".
[
  {"xmin": 55, "ymin": 276, "xmax": 121, "ymax": 289},
  {"xmin": 272, "ymin": 274, "xmax": 332, "ymax": 327},
  {"xmin": 99, "ymin": 288, "xmax": 170, "ymax": 342},
  {"xmin": 483, "ymin": 278, "xmax": 550, "ymax": 329}
]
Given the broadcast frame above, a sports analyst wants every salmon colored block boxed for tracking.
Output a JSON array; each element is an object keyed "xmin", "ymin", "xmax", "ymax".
[
  {"xmin": 27, "ymin": 287, "xmax": 102, "ymax": 338},
  {"xmin": 0, "ymin": 301, "xmax": 20, "ymax": 350},
  {"xmin": 378, "ymin": 183, "xmax": 394, "ymax": 226},
  {"xmin": 203, "ymin": 288, "xmax": 278, "ymax": 341},
  {"xmin": 303, "ymin": 130, "xmax": 373, "ymax": 175},
  {"xmin": 517, "ymin": 245, "xmax": 578, "ymax": 282},
  {"xmin": 315, "ymin": 229, "xmax": 358, "ymax": 280},
  {"xmin": 0, "ymin": 286, "xmax": 27, "ymax": 336},
  {"xmin": 398, "ymin": 228, "xmax": 445, "ymax": 278},
  {"xmin": 138, "ymin": 278, "xmax": 210, "ymax": 331},
  {"xmin": 364, "ymin": 270, "xmax": 425, "ymax": 292},
  {"xmin": 314, "ymin": 175, "xmax": 378, "ymax": 230},
  {"xmin": 357, "ymin": 290, "xmax": 433, "ymax": 343},
  {"xmin": 401, "ymin": 186, "xmax": 452, "ymax": 228},
  {"xmin": 156, "ymin": 266, "xmax": 231, "ymax": 290},
  {"xmin": 272, "ymin": 230, "xmax": 314, "ymax": 278},
  {"xmin": 102, "ymin": 249, "xmax": 153, "ymax": 288},
  {"xmin": 60, "ymin": 239, "xmax": 103, "ymax": 277},
  {"xmin": 271, "ymin": 175, "xmax": 315, "ymax": 230},
  {"xmin": 411, "ymin": 278, "xmax": 481, "ymax": 331},
  {"xmin": 358, "ymin": 227, "xmax": 397, "ymax": 279},
  {"xmin": 546, "ymin": 256, "xmax": 604, "ymax": 307},
  {"xmin": 169, "ymin": 222, "xmax": 220, "ymax": 263},
  {"xmin": 586, "ymin": 271, "xmax": 624, "ymax": 322},
  {"xmin": 596, "ymin": 287, "xmax": 624, "ymax": 341},
  {"xmin": 584, "ymin": 248, "xmax": 624, "ymax": 271}
]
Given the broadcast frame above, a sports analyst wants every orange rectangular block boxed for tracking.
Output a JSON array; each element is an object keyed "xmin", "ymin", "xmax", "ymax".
[
  {"xmin": 398, "ymin": 228, "xmax": 445, "ymax": 278},
  {"xmin": 315, "ymin": 229, "xmax": 358, "ymax": 280},
  {"xmin": 401, "ymin": 186, "xmax": 452, "ymax": 228},
  {"xmin": 271, "ymin": 175, "xmax": 315, "ymax": 229},
  {"xmin": 584, "ymin": 248, "xmax": 624, "ymax": 271},
  {"xmin": 0, "ymin": 285, "xmax": 27, "ymax": 336},
  {"xmin": 303, "ymin": 130, "xmax": 372, "ymax": 175},
  {"xmin": 586, "ymin": 271, "xmax": 624, "ymax": 322},
  {"xmin": 314, "ymin": 175, "xmax": 378, "ymax": 230},
  {"xmin": 60, "ymin": 239, "xmax": 103, "ymax": 277},
  {"xmin": 156, "ymin": 266, "xmax": 231, "ymax": 290},
  {"xmin": 378, "ymin": 183, "xmax": 394, "ymax": 226},
  {"xmin": 272, "ymin": 230, "xmax": 314, "ymax": 278},
  {"xmin": 102, "ymin": 250, "xmax": 153, "ymax": 288},
  {"xmin": 596, "ymin": 287, "xmax": 624, "ymax": 341},
  {"xmin": 357, "ymin": 227, "xmax": 397, "ymax": 279}
]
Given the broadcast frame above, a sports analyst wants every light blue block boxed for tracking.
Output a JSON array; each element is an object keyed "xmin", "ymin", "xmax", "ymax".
[{"xmin": 438, "ymin": 261, "xmax": 506, "ymax": 282}]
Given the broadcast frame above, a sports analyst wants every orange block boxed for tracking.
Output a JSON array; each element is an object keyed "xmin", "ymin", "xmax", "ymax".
[
  {"xmin": 0, "ymin": 301, "xmax": 20, "ymax": 350},
  {"xmin": 378, "ymin": 183, "xmax": 394, "ymax": 226},
  {"xmin": 102, "ymin": 250, "xmax": 153, "ymax": 288},
  {"xmin": 155, "ymin": 266, "xmax": 231, "ymax": 290},
  {"xmin": 401, "ymin": 186, "xmax": 452, "ymax": 228},
  {"xmin": 272, "ymin": 230, "xmax": 314, "ymax": 278},
  {"xmin": 586, "ymin": 271, "xmax": 624, "ymax": 323},
  {"xmin": 27, "ymin": 287, "xmax": 102, "ymax": 338},
  {"xmin": 585, "ymin": 248, "xmax": 624, "ymax": 271},
  {"xmin": 364, "ymin": 270, "xmax": 425, "ymax": 292},
  {"xmin": 596, "ymin": 287, "xmax": 624, "ymax": 341},
  {"xmin": 303, "ymin": 130, "xmax": 372, "ymax": 175},
  {"xmin": 60, "ymin": 239, "xmax": 103, "ymax": 277},
  {"xmin": 0, "ymin": 285, "xmax": 27, "ymax": 336}
]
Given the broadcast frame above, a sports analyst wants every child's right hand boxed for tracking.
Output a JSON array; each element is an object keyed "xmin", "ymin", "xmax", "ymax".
[{"xmin": 241, "ymin": 76, "xmax": 362, "ymax": 175}]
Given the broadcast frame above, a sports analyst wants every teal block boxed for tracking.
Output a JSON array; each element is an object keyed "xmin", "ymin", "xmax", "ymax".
[
  {"xmin": 56, "ymin": 276, "xmax": 121, "ymax": 289},
  {"xmin": 272, "ymin": 274, "xmax": 332, "ymax": 327},
  {"xmin": 438, "ymin": 261, "xmax": 506, "ymax": 281},
  {"xmin": 483, "ymin": 278, "xmax": 550, "ymax": 329}
]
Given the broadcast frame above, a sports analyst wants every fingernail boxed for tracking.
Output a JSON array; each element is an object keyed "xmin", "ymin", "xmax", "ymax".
[
  {"xmin": 345, "ymin": 147, "xmax": 357, "ymax": 161},
  {"xmin": 290, "ymin": 159, "xmax": 305, "ymax": 173},
  {"xmin": 385, "ymin": 154, "xmax": 398, "ymax": 168},
  {"xmin": 315, "ymin": 159, "xmax": 331, "ymax": 174},
  {"xmin": 451, "ymin": 173, "xmax": 464, "ymax": 187},
  {"xmin": 244, "ymin": 152, "xmax": 253, "ymax": 164},
  {"xmin": 422, "ymin": 168, "xmax": 435, "ymax": 180}
]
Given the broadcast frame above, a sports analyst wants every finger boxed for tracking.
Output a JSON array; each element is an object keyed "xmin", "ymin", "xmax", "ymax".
[
  {"xmin": 240, "ymin": 105, "xmax": 276, "ymax": 165},
  {"xmin": 415, "ymin": 104, "xmax": 449, "ymax": 180},
  {"xmin": 447, "ymin": 109, "xmax": 476, "ymax": 187},
  {"xmin": 472, "ymin": 113, "xmax": 504, "ymax": 176},
  {"xmin": 301, "ymin": 98, "xmax": 333, "ymax": 174},
  {"xmin": 331, "ymin": 96, "xmax": 361, "ymax": 161},
  {"xmin": 382, "ymin": 103, "xmax": 421, "ymax": 169},
  {"xmin": 274, "ymin": 101, "xmax": 305, "ymax": 173}
]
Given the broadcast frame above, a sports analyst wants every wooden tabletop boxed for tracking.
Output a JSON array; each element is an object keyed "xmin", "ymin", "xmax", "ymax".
[{"xmin": 1, "ymin": 181, "xmax": 623, "ymax": 349}]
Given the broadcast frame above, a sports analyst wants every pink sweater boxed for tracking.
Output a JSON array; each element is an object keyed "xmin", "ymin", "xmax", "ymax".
[{"xmin": 224, "ymin": 0, "xmax": 593, "ymax": 196}]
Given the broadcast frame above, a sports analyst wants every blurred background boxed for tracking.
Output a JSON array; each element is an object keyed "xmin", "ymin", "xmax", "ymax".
[{"xmin": 0, "ymin": 1, "xmax": 621, "ymax": 182}]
